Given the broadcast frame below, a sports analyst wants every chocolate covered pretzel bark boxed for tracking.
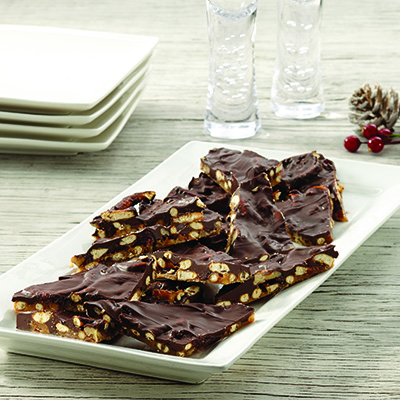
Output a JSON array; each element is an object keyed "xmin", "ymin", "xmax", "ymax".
[
  {"xmin": 276, "ymin": 186, "xmax": 334, "ymax": 246},
  {"xmin": 226, "ymin": 175, "xmax": 293, "ymax": 262},
  {"xmin": 215, "ymin": 245, "xmax": 339, "ymax": 305},
  {"xmin": 72, "ymin": 208, "xmax": 223, "ymax": 270},
  {"xmin": 165, "ymin": 174, "xmax": 231, "ymax": 218},
  {"xmin": 16, "ymin": 310, "xmax": 120, "ymax": 343},
  {"xmin": 188, "ymin": 173, "xmax": 232, "ymax": 217},
  {"xmin": 85, "ymin": 300, "xmax": 255, "ymax": 357},
  {"xmin": 12, "ymin": 256, "xmax": 156, "ymax": 313},
  {"xmin": 272, "ymin": 152, "xmax": 347, "ymax": 221},
  {"xmin": 299, "ymin": 155, "xmax": 347, "ymax": 222},
  {"xmin": 271, "ymin": 151, "xmax": 323, "ymax": 198},
  {"xmin": 200, "ymin": 147, "xmax": 279, "ymax": 194},
  {"xmin": 92, "ymin": 192, "xmax": 206, "ymax": 239},
  {"xmin": 153, "ymin": 242, "xmax": 251, "ymax": 285}
]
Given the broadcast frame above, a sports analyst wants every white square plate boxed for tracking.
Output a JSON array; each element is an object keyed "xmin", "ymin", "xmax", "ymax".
[
  {"xmin": 0, "ymin": 55, "xmax": 152, "ymax": 126},
  {"xmin": 0, "ymin": 25, "xmax": 158, "ymax": 111},
  {"xmin": 0, "ymin": 67, "xmax": 150, "ymax": 140},
  {"xmin": 1, "ymin": 141, "xmax": 400, "ymax": 383},
  {"xmin": 0, "ymin": 80, "xmax": 147, "ymax": 155}
]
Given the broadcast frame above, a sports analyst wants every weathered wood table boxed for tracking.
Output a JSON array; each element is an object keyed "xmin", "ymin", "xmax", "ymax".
[{"xmin": 1, "ymin": 0, "xmax": 399, "ymax": 398}]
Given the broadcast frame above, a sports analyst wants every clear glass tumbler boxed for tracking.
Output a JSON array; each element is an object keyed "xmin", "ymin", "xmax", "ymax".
[
  {"xmin": 204, "ymin": 0, "xmax": 261, "ymax": 139},
  {"xmin": 271, "ymin": 0, "xmax": 324, "ymax": 119}
]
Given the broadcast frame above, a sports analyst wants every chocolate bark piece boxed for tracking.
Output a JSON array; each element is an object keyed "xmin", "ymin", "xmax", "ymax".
[
  {"xmin": 298, "ymin": 155, "xmax": 347, "ymax": 222},
  {"xmin": 71, "ymin": 209, "xmax": 223, "ymax": 270},
  {"xmin": 226, "ymin": 175, "xmax": 293, "ymax": 262},
  {"xmin": 273, "ymin": 152, "xmax": 347, "ymax": 222},
  {"xmin": 12, "ymin": 256, "xmax": 156, "ymax": 313},
  {"xmin": 16, "ymin": 310, "xmax": 120, "ymax": 343},
  {"xmin": 276, "ymin": 186, "xmax": 334, "ymax": 246},
  {"xmin": 200, "ymin": 147, "xmax": 279, "ymax": 194},
  {"xmin": 165, "ymin": 179, "xmax": 231, "ymax": 250},
  {"xmin": 188, "ymin": 173, "xmax": 232, "ymax": 217},
  {"xmin": 165, "ymin": 176, "xmax": 231, "ymax": 218},
  {"xmin": 272, "ymin": 151, "xmax": 323, "ymax": 198},
  {"xmin": 92, "ymin": 192, "xmax": 206, "ymax": 239},
  {"xmin": 85, "ymin": 300, "xmax": 255, "ymax": 357},
  {"xmin": 215, "ymin": 245, "xmax": 339, "ymax": 305},
  {"xmin": 91, "ymin": 191, "xmax": 156, "ymax": 238},
  {"xmin": 153, "ymin": 242, "xmax": 251, "ymax": 285},
  {"xmin": 143, "ymin": 280, "xmax": 204, "ymax": 304},
  {"xmin": 199, "ymin": 220, "xmax": 229, "ymax": 251}
]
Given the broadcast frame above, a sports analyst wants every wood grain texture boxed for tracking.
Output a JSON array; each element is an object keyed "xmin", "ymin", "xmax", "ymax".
[{"xmin": 1, "ymin": 0, "xmax": 400, "ymax": 398}]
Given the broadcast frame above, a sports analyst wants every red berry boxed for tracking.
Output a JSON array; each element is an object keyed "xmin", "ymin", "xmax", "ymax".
[
  {"xmin": 378, "ymin": 128, "xmax": 392, "ymax": 138},
  {"xmin": 362, "ymin": 123, "xmax": 379, "ymax": 139},
  {"xmin": 368, "ymin": 136, "xmax": 384, "ymax": 153},
  {"xmin": 344, "ymin": 135, "xmax": 361, "ymax": 152}
]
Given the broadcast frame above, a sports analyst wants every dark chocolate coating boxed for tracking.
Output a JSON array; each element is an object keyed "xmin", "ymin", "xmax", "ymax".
[
  {"xmin": 215, "ymin": 245, "xmax": 339, "ymax": 304},
  {"xmin": 85, "ymin": 300, "xmax": 254, "ymax": 355},
  {"xmin": 274, "ymin": 152, "xmax": 346, "ymax": 222},
  {"xmin": 296, "ymin": 156, "xmax": 347, "ymax": 222},
  {"xmin": 227, "ymin": 179, "xmax": 293, "ymax": 262},
  {"xmin": 276, "ymin": 186, "xmax": 333, "ymax": 246},
  {"xmin": 12, "ymin": 257, "xmax": 154, "ymax": 309},
  {"xmin": 91, "ymin": 191, "xmax": 156, "ymax": 231},
  {"xmin": 201, "ymin": 148, "xmax": 279, "ymax": 194},
  {"xmin": 188, "ymin": 173, "xmax": 231, "ymax": 216},
  {"xmin": 278, "ymin": 151, "xmax": 323, "ymax": 195}
]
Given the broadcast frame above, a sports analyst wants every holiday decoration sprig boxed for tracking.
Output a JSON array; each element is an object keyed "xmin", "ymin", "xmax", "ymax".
[{"xmin": 345, "ymin": 84, "xmax": 400, "ymax": 153}]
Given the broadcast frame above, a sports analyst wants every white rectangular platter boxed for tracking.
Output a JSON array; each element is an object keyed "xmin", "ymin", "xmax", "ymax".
[{"xmin": 1, "ymin": 140, "xmax": 400, "ymax": 383}]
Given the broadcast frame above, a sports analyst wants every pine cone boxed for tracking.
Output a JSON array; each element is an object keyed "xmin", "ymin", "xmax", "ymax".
[{"xmin": 349, "ymin": 83, "xmax": 400, "ymax": 132}]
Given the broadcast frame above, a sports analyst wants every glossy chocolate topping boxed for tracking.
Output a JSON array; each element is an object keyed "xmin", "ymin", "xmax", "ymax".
[
  {"xmin": 85, "ymin": 300, "xmax": 254, "ymax": 355},
  {"xmin": 278, "ymin": 152, "xmax": 323, "ymax": 194},
  {"xmin": 215, "ymin": 245, "xmax": 339, "ymax": 304},
  {"xmin": 201, "ymin": 148, "xmax": 279, "ymax": 194},
  {"xmin": 227, "ymin": 181, "xmax": 293, "ymax": 262},
  {"xmin": 188, "ymin": 173, "xmax": 231, "ymax": 216},
  {"xmin": 276, "ymin": 186, "xmax": 333, "ymax": 246},
  {"xmin": 12, "ymin": 257, "xmax": 154, "ymax": 307}
]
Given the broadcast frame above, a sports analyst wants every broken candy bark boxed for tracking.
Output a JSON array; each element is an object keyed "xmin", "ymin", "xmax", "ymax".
[
  {"xmin": 71, "ymin": 209, "xmax": 223, "ymax": 270},
  {"xmin": 276, "ymin": 186, "xmax": 334, "ymax": 246},
  {"xmin": 165, "ymin": 174, "xmax": 231, "ymax": 218},
  {"xmin": 143, "ymin": 280, "xmax": 205, "ymax": 304},
  {"xmin": 271, "ymin": 151, "xmax": 323, "ymax": 196},
  {"xmin": 298, "ymin": 155, "xmax": 347, "ymax": 222},
  {"xmin": 92, "ymin": 192, "xmax": 206, "ymax": 239},
  {"xmin": 85, "ymin": 300, "xmax": 255, "ymax": 357},
  {"xmin": 153, "ymin": 242, "xmax": 251, "ymax": 285},
  {"xmin": 226, "ymin": 175, "xmax": 293, "ymax": 262},
  {"xmin": 188, "ymin": 173, "xmax": 232, "ymax": 217},
  {"xmin": 16, "ymin": 310, "xmax": 119, "ymax": 343},
  {"xmin": 272, "ymin": 152, "xmax": 347, "ymax": 222},
  {"xmin": 200, "ymin": 147, "xmax": 279, "ymax": 194},
  {"xmin": 12, "ymin": 256, "xmax": 156, "ymax": 313},
  {"xmin": 215, "ymin": 245, "xmax": 339, "ymax": 305}
]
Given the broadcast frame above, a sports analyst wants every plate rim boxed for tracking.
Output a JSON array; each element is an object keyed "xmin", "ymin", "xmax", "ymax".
[{"xmin": 0, "ymin": 24, "xmax": 158, "ymax": 111}]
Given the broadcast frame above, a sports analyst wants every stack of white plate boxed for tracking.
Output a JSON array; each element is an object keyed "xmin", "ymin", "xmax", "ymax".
[{"xmin": 0, "ymin": 25, "xmax": 158, "ymax": 155}]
